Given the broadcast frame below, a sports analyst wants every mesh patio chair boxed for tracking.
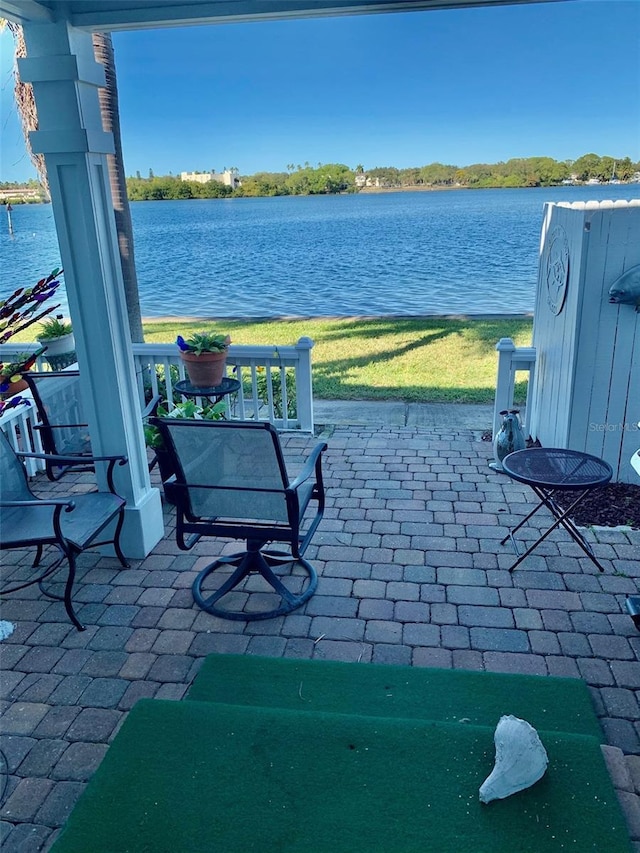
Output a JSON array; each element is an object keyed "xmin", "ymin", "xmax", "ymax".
[
  {"xmin": 150, "ymin": 417, "xmax": 327, "ymax": 621},
  {"xmin": 25, "ymin": 371, "xmax": 160, "ymax": 481},
  {"xmin": 0, "ymin": 429, "xmax": 128, "ymax": 631}
]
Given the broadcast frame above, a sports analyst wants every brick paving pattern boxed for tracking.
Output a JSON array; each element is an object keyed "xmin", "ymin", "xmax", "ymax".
[{"xmin": 1, "ymin": 422, "xmax": 639, "ymax": 851}]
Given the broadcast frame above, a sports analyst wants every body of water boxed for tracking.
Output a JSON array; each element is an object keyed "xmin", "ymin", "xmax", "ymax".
[{"xmin": 2, "ymin": 184, "xmax": 638, "ymax": 318}]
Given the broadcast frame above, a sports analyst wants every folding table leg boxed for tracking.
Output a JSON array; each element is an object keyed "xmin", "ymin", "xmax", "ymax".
[
  {"xmin": 506, "ymin": 487, "xmax": 607, "ymax": 573},
  {"xmin": 535, "ymin": 487, "xmax": 607, "ymax": 572}
]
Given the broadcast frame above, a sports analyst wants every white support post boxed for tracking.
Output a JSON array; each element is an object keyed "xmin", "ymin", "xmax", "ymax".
[
  {"xmin": 493, "ymin": 338, "xmax": 537, "ymax": 438},
  {"xmin": 294, "ymin": 337, "xmax": 314, "ymax": 433},
  {"xmin": 20, "ymin": 21, "xmax": 163, "ymax": 558},
  {"xmin": 493, "ymin": 338, "xmax": 517, "ymax": 436}
]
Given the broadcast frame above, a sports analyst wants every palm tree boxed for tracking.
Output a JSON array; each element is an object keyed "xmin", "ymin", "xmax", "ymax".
[
  {"xmin": 92, "ymin": 32, "xmax": 143, "ymax": 342},
  {"xmin": 4, "ymin": 22, "xmax": 48, "ymax": 195},
  {"xmin": 6, "ymin": 23, "xmax": 144, "ymax": 342}
]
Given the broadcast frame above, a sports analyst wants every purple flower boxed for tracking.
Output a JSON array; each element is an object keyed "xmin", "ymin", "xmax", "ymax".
[{"xmin": 0, "ymin": 396, "xmax": 30, "ymax": 416}]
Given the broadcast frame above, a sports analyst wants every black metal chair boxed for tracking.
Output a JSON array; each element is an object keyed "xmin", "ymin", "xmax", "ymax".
[
  {"xmin": 25, "ymin": 371, "xmax": 160, "ymax": 481},
  {"xmin": 150, "ymin": 417, "xmax": 327, "ymax": 621},
  {"xmin": 0, "ymin": 429, "xmax": 129, "ymax": 631}
]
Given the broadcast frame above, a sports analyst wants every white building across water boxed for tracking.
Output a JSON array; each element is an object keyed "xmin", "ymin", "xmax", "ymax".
[{"xmin": 180, "ymin": 170, "xmax": 239, "ymax": 188}]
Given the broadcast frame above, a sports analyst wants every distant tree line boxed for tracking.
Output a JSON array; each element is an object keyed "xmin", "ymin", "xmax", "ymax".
[
  {"xmin": 122, "ymin": 153, "xmax": 639, "ymax": 200},
  {"xmin": 4, "ymin": 153, "xmax": 638, "ymax": 203},
  {"xmin": 125, "ymin": 175, "xmax": 233, "ymax": 201}
]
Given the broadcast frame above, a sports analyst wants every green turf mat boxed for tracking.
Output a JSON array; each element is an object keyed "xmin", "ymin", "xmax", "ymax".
[
  {"xmin": 187, "ymin": 654, "xmax": 603, "ymax": 739},
  {"xmin": 51, "ymin": 698, "xmax": 630, "ymax": 853}
]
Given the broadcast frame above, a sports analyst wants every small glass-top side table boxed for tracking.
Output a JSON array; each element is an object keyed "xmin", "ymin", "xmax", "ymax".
[
  {"xmin": 174, "ymin": 376, "xmax": 240, "ymax": 406},
  {"xmin": 500, "ymin": 447, "xmax": 612, "ymax": 573}
]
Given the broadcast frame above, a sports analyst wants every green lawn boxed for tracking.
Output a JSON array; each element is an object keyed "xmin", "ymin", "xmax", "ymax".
[{"xmin": 143, "ymin": 316, "xmax": 533, "ymax": 404}]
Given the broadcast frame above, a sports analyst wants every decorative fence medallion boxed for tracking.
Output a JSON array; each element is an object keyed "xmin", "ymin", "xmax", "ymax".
[{"xmin": 545, "ymin": 226, "xmax": 570, "ymax": 315}]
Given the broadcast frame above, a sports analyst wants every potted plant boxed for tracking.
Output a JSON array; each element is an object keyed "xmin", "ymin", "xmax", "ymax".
[
  {"xmin": 176, "ymin": 331, "xmax": 231, "ymax": 388},
  {"xmin": 37, "ymin": 315, "xmax": 76, "ymax": 370},
  {"xmin": 0, "ymin": 349, "xmax": 45, "ymax": 398}
]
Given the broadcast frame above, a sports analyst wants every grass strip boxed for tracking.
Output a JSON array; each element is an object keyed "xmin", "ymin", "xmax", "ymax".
[{"xmin": 142, "ymin": 316, "xmax": 533, "ymax": 404}]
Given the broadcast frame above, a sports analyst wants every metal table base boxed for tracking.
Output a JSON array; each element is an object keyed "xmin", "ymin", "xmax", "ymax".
[{"xmin": 501, "ymin": 485, "xmax": 607, "ymax": 572}]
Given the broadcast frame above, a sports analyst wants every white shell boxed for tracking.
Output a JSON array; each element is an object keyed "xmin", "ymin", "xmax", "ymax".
[{"xmin": 479, "ymin": 715, "xmax": 548, "ymax": 804}]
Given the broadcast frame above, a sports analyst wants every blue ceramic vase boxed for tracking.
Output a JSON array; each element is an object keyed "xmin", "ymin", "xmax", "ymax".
[{"xmin": 493, "ymin": 409, "xmax": 526, "ymax": 468}]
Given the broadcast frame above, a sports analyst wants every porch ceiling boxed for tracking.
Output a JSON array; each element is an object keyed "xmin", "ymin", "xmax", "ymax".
[{"xmin": 0, "ymin": 0, "xmax": 573, "ymax": 32}]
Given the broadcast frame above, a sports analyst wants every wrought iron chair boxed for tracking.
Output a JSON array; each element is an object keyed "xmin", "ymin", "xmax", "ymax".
[
  {"xmin": 0, "ymin": 429, "xmax": 129, "ymax": 631},
  {"xmin": 150, "ymin": 417, "xmax": 327, "ymax": 621},
  {"xmin": 25, "ymin": 371, "xmax": 160, "ymax": 481}
]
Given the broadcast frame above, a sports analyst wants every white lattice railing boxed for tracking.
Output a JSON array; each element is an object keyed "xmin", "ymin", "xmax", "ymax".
[{"xmin": 0, "ymin": 338, "xmax": 315, "ymax": 472}]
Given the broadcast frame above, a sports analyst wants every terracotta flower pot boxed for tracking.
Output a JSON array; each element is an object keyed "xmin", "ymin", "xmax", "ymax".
[
  {"xmin": 1, "ymin": 376, "xmax": 29, "ymax": 398},
  {"xmin": 180, "ymin": 350, "xmax": 227, "ymax": 388}
]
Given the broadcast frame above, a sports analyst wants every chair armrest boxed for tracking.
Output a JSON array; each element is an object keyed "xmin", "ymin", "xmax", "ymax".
[
  {"xmin": 288, "ymin": 442, "xmax": 328, "ymax": 491},
  {"xmin": 16, "ymin": 451, "xmax": 127, "ymax": 494},
  {"xmin": 16, "ymin": 450, "xmax": 127, "ymax": 465},
  {"xmin": 33, "ymin": 423, "xmax": 89, "ymax": 432},
  {"xmin": 1, "ymin": 498, "xmax": 75, "ymax": 510}
]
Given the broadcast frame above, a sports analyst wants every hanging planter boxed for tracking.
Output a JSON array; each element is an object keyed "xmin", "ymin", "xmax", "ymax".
[
  {"xmin": 37, "ymin": 317, "xmax": 76, "ymax": 370},
  {"xmin": 176, "ymin": 332, "xmax": 231, "ymax": 389}
]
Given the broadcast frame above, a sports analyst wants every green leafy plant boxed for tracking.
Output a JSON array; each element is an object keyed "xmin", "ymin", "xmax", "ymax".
[
  {"xmin": 143, "ymin": 364, "xmax": 182, "ymax": 408},
  {"xmin": 176, "ymin": 332, "xmax": 230, "ymax": 356},
  {"xmin": 0, "ymin": 350, "xmax": 45, "ymax": 391},
  {"xmin": 37, "ymin": 316, "xmax": 73, "ymax": 339},
  {"xmin": 144, "ymin": 399, "xmax": 227, "ymax": 450}
]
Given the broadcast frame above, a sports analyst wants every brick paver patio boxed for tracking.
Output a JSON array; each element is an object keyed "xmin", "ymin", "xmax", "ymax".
[{"xmin": 1, "ymin": 420, "xmax": 639, "ymax": 851}]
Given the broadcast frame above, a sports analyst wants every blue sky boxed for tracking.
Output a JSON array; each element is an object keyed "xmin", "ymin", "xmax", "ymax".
[{"xmin": 1, "ymin": 0, "xmax": 639, "ymax": 182}]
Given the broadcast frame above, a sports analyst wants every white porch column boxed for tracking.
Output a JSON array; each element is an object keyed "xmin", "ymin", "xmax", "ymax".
[{"xmin": 20, "ymin": 21, "xmax": 163, "ymax": 557}]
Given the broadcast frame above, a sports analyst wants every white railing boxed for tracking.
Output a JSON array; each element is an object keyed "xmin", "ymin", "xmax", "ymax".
[
  {"xmin": 0, "ymin": 391, "xmax": 46, "ymax": 475},
  {"xmin": 131, "ymin": 338, "xmax": 314, "ymax": 432},
  {"xmin": 1, "ymin": 338, "xmax": 315, "ymax": 472},
  {"xmin": 1, "ymin": 339, "xmax": 314, "ymax": 432},
  {"xmin": 493, "ymin": 337, "xmax": 536, "ymax": 437}
]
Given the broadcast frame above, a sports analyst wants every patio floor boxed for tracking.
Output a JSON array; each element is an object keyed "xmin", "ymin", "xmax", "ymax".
[{"xmin": 1, "ymin": 411, "xmax": 639, "ymax": 851}]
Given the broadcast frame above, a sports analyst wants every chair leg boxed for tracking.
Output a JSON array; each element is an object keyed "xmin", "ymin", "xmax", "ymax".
[
  {"xmin": 32, "ymin": 544, "xmax": 44, "ymax": 568},
  {"xmin": 63, "ymin": 551, "xmax": 85, "ymax": 632},
  {"xmin": 112, "ymin": 510, "xmax": 130, "ymax": 568}
]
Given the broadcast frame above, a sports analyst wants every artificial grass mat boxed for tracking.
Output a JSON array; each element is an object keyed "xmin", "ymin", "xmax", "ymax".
[
  {"xmin": 186, "ymin": 654, "xmax": 604, "ymax": 739},
  {"xmin": 50, "ymin": 698, "xmax": 631, "ymax": 853}
]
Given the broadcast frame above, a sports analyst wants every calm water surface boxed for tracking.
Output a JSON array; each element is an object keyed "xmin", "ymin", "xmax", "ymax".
[{"xmin": 2, "ymin": 185, "xmax": 638, "ymax": 318}]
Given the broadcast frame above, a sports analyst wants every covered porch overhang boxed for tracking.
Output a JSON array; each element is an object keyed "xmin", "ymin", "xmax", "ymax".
[{"xmin": 0, "ymin": 0, "xmax": 571, "ymax": 558}]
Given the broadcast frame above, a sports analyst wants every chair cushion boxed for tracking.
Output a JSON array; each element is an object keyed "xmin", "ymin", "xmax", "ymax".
[{"xmin": 1, "ymin": 493, "xmax": 125, "ymax": 551}]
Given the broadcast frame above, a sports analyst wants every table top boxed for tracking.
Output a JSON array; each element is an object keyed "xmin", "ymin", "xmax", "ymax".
[
  {"xmin": 502, "ymin": 447, "xmax": 613, "ymax": 490},
  {"xmin": 174, "ymin": 377, "xmax": 240, "ymax": 397}
]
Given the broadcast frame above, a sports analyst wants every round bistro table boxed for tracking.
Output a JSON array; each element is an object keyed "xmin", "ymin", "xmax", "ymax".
[
  {"xmin": 174, "ymin": 376, "xmax": 240, "ymax": 406},
  {"xmin": 500, "ymin": 447, "xmax": 612, "ymax": 573}
]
